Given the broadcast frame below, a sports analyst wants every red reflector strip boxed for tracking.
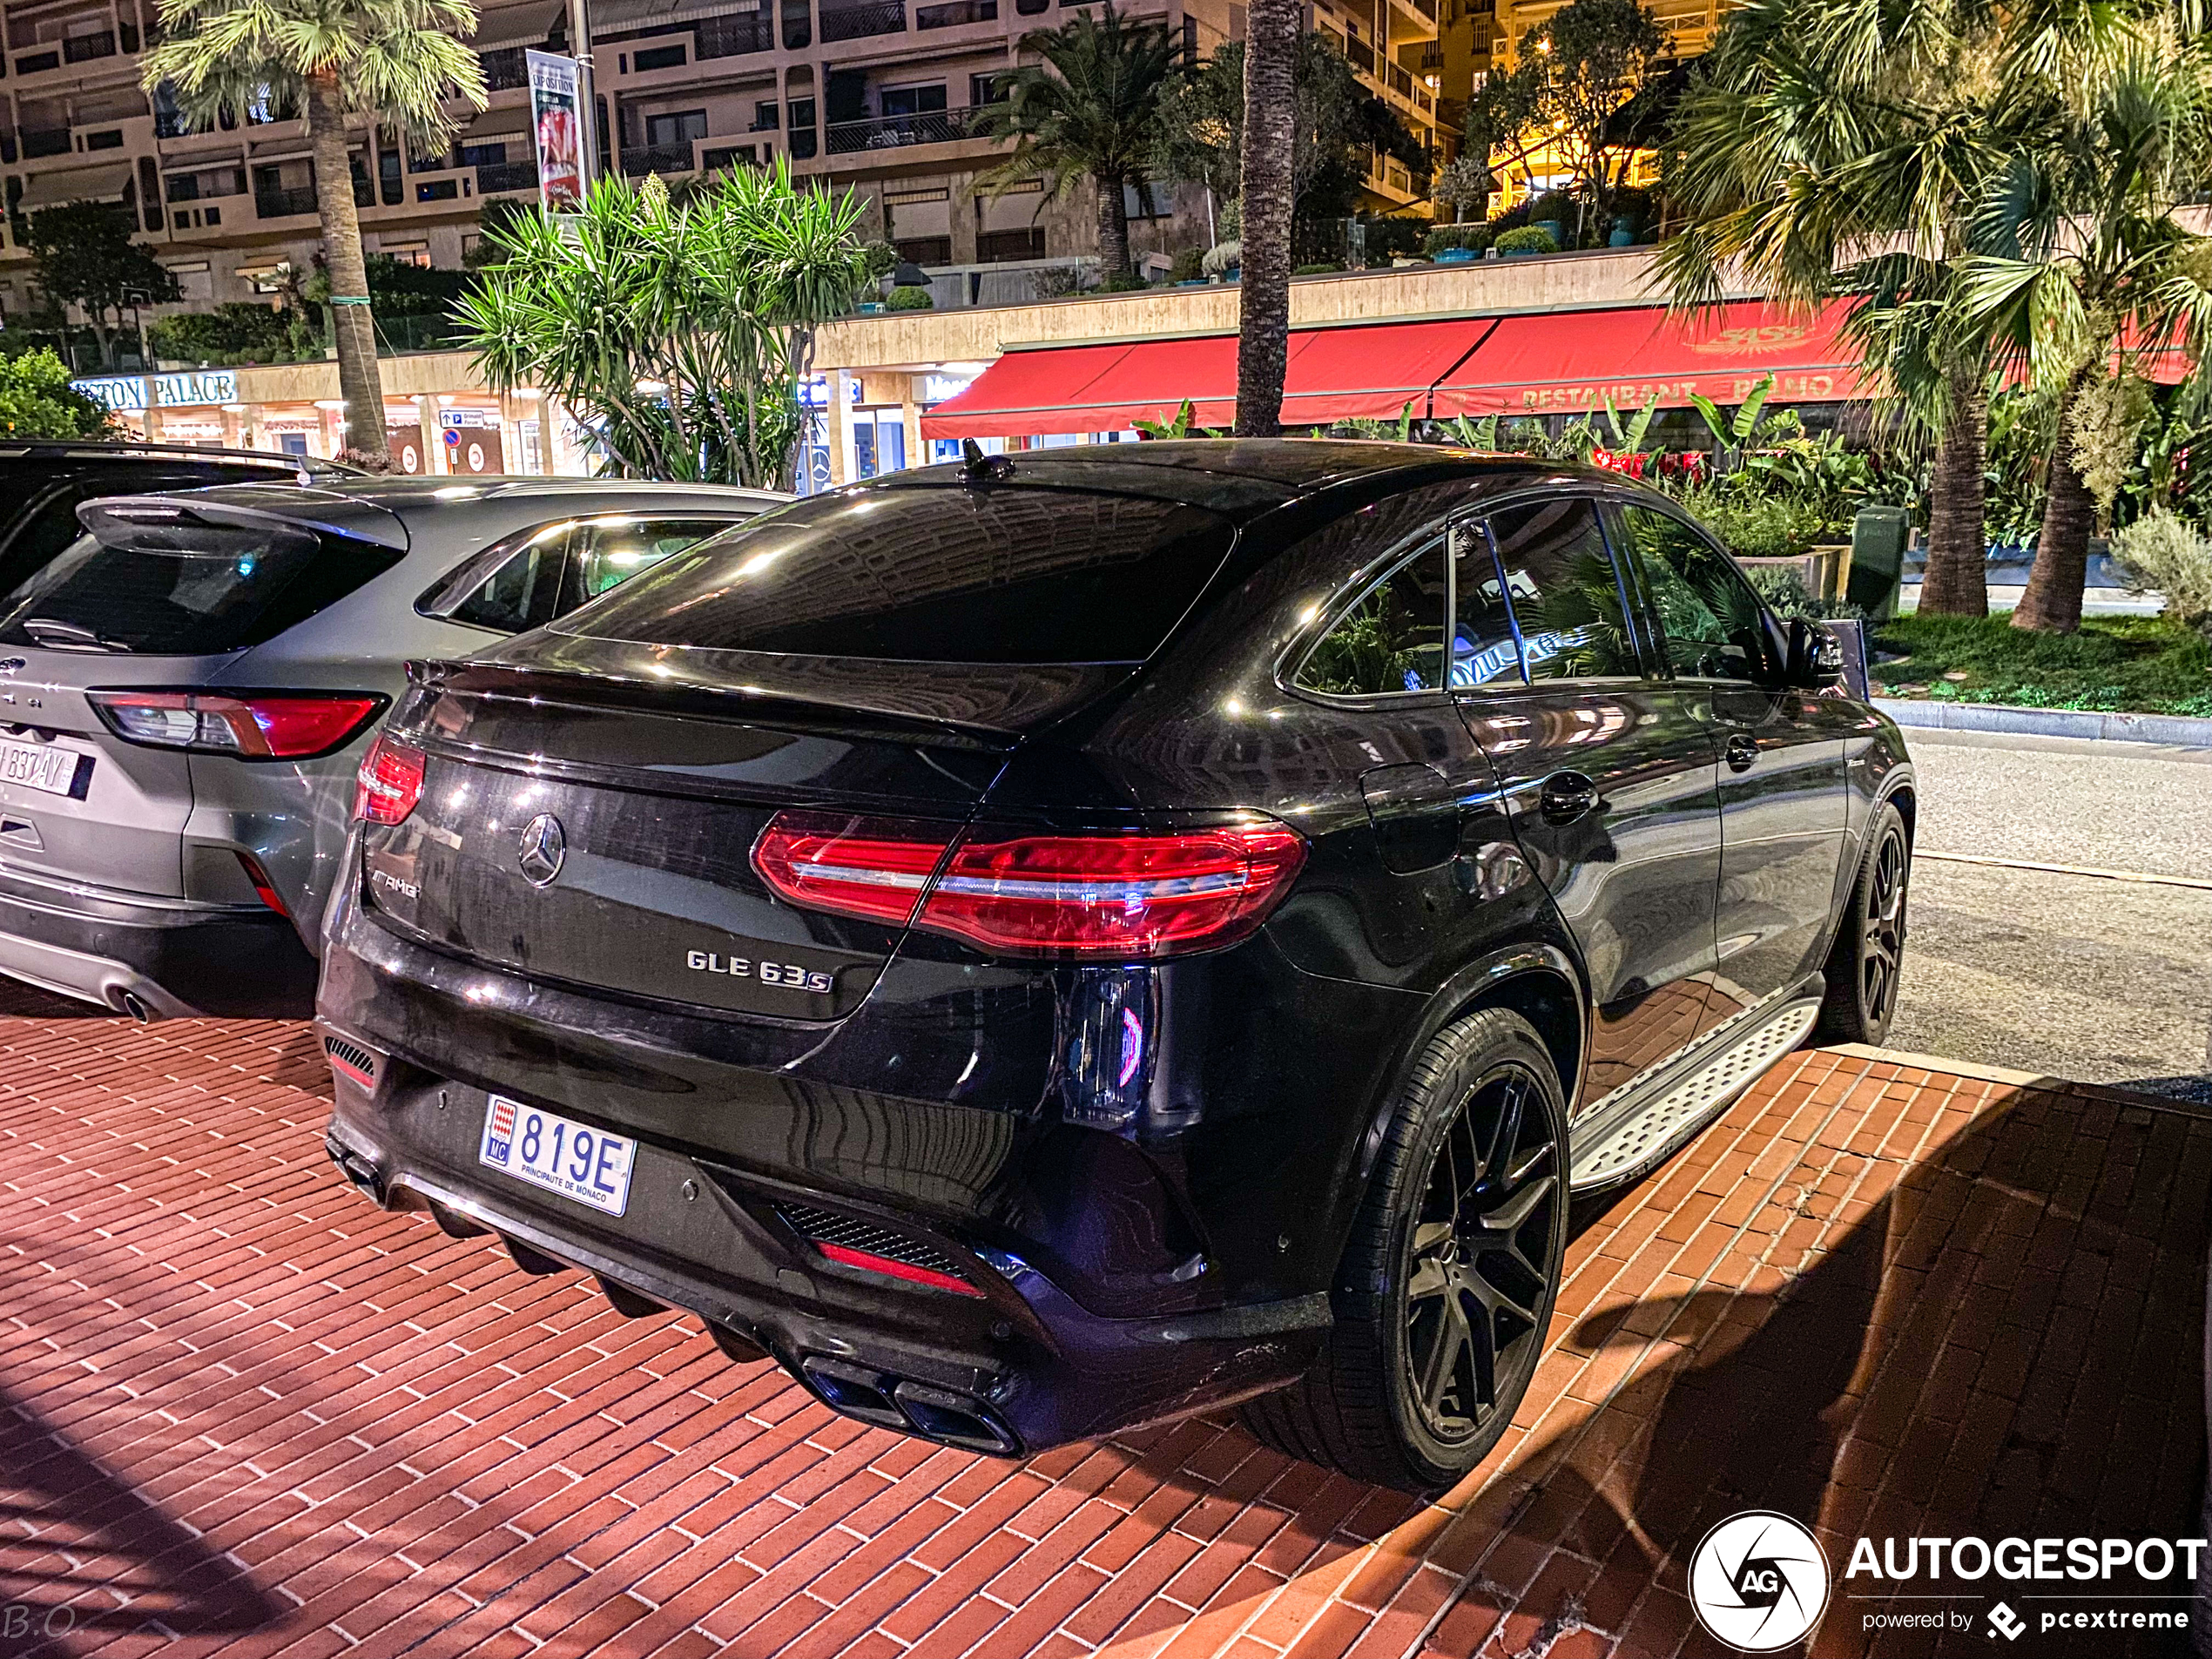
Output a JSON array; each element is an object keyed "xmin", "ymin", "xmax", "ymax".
[
  {"xmin": 236, "ymin": 851, "xmax": 290, "ymax": 918},
  {"xmin": 813, "ymin": 1241, "xmax": 984, "ymax": 1297},
  {"xmin": 327, "ymin": 1049, "xmax": 375, "ymax": 1089}
]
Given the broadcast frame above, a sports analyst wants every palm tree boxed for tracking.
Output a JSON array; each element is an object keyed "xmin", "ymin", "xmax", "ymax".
[
  {"xmin": 1233, "ymin": 0, "xmax": 1299, "ymax": 435},
  {"xmin": 142, "ymin": 0, "xmax": 487, "ymax": 467},
  {"xmin": 1658, "ymin": 0, "xmax": 2014, "ymax": 616},
  {"xmin": 970, "ymin": 3, "xmax": 1179, "ymax": 282},
  {"xmin": 1960, "ymin": 3, "xmax": 2212, "ymax": 632},
  {"xmin": 459, "ymin": 166, "xmax": 869, "ymax": 487}
]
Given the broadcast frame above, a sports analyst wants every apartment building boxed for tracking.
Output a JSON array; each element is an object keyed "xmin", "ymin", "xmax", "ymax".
[{"xmin": 0, "ymin": 0, "xmax": 1438, "ymax": 327}]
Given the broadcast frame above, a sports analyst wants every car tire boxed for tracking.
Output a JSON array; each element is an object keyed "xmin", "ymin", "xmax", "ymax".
[
  {"xmin": 1814, "ymin": 800, "xmax": 1911, "ymax": 1047},
  {"xmin": 1241, "ymin": 1007, "xmax": 1568, "ymax": 1494}
]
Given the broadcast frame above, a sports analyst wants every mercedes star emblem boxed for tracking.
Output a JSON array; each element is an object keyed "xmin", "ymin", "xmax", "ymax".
[{"xmin": 516, "ymin": 813, "xmax": 567, "ymax": 887}]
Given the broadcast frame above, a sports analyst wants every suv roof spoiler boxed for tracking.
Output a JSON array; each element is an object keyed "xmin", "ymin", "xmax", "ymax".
[{"xmin": 0, "ymin": 438, "xmax": 363, "ymax": 482}]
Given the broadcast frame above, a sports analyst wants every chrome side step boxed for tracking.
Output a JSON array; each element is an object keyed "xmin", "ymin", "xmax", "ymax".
[{"xmin": 1568, "ymin": 996, "xmax": 1822, "ymax": 1191}]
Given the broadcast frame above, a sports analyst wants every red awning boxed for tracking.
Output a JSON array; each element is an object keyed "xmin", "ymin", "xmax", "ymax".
[
  {"xmin": 1430, "ymin": 300, "xmax": 1871, "ymax": 417},
  {"xmin": 919, "ymin": 318, "xmax": 1496, "ymax": 438}
]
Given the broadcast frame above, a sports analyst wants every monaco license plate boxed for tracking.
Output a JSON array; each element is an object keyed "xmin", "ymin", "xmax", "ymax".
[
  {"xmin": 0, "ymin": 737, "xmax": 89, "ymax": 798},
  {"xmin": 478, "ymin": 1095, "xmax": 636, "ymax": 1217}
]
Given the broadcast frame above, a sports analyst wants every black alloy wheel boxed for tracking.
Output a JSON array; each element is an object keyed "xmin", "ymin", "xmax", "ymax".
[
  {"xmin": 1240, "ymin": 1007, "xmax": 1568, "ymax": 1493},
  {"xmin": 1400, "ymin": 1064, "xmax": 1558, "ymax": 1445},
  {"xmin": 1816, "ymin": 800, "xmax": 1912, "ymax": 1047},
  {"xmin": 1859, "ymin": 826, "xmax": 1907, "ymax": 1030}
]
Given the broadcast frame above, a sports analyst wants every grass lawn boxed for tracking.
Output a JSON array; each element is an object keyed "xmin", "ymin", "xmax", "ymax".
[{"xmin": 1867, "ymin": 613, "xmax": 2212, "ymax": 718}]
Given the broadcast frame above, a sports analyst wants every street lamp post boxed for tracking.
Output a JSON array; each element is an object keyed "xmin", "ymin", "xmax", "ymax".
[{"xmin": 568, "ymin": 0, "xmax": 600, "ymax": 189}]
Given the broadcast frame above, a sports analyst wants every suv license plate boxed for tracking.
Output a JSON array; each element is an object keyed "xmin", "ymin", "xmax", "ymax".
[
  {"xmin": 0, "ymin": 738, "xmax": 89, "ymax": 798},
  {"xmin": 478, "ymin": 1095, "xmax": 635, "ymax": 1217}
]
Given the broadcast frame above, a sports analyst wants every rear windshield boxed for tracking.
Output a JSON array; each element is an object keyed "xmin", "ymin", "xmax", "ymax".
[
  {"xmin": 564, "ymin": 485, "xmax": 1236, "ymax": 663},
  {"xmin": 0, "ymin": 516, "xmax": 403, "ymax": 655}
]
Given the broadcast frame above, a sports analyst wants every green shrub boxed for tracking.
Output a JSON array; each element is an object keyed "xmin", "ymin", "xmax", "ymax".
[
  {"xmin": 1669, "ymin": 482, "xmax": 1827, "ymax": 560},
  {"xmin": 2113, "ymin": 508, "xmax": 2212, "ymax": 634},
  {"xmin": 1096, "ymin": 272, "xmax": 1148, "ymax": 293},
  {"xmin": 1494, "ymin": 225, "xmax": 1559, "ymax": 255},
  {"xmin": 1424, "ymin": 224, "xmax": 1492, "ymax": 257},
  {"xmin": 1362, "ymin": 215, "xmax": 1429, "ymax": 260},
  {"xmin": 363, "ymin": 255, "xmax": 475, "ymax": 316},
  {"xmin": 858, "ymin": 239, "xmax": 898, "ymax": 280},
  {"xmin": 146, "ymin": 302, "xmax": 302, "ymax": 363},
  {"xmin": 0, "ymin": 347, "xmax": 113, "ymax": 439},
  {"xmin": 1293, "ymin": 261, "xmax": 1343, "ymax": 276},
  {"xmin": 884, "ymin": 284, "xmax": 935, "ymax": 310},
  {"xmin": 1168, "ymin": 246, "xmax": 1206, "ymax": 283},
  {"xmin": 1748, "ymin": 567, "xmax": 1865, "ymax": 622}
]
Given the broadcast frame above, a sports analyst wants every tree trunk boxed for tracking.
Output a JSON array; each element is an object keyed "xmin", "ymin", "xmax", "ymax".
[
  {"xmin": 1233, "ymin": 0, "xmax": 1298, "ymax": 437},
  {"xmin": 1095, "ymin": 172, "xmax": 1133, "ymax": 280},
  {"xmin": 1918, "ymin": 369, "xmax": 1989, "ymax": 617},
  {"xmin": 2013, "ymin": 374, "xmax": 2095, "ymax": 634},
  {"xmin": 307, "ymin": 72, "xmax": 390, "ymax": 468}
]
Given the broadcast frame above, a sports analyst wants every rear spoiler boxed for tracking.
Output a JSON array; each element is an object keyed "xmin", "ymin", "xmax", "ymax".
[{"xmin": 78, "ymin": 492, "xmax": 409, "ymax": 554}]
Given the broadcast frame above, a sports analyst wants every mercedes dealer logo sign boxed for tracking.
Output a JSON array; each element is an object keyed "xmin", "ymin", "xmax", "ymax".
[{"xmin": 1689, "ymin": 1511, "xmax": 1831, "ymax": 1651}]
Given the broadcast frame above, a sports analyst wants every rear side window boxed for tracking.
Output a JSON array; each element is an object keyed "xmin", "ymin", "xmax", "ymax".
[
  {"xmin": 0, "ymin": 514, "xmax": 403, "ymax": 655},
  {"xmin": 569, "ymin": 517, "xmax": 736, "ymax": 604},
  {"xmin": 1295, "ymin": 534, "xmax": 1448, "ymax": 696},
  {"xmin": 566, "ymin": 487, "xmax": 1236, "ymax": 663},
  {"xmin": 422, "ymin": 516, "xmax": 740, "ymax": 633}
]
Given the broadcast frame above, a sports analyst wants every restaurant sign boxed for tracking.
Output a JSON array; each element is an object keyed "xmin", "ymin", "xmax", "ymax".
[{"xmin": 74, "ymin": 370, "xmax": 240, "ymax": 413}]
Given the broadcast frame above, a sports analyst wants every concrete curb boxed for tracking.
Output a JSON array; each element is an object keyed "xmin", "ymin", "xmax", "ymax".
[{"xmin": 1873, "ymin": 696, "xmax": 2212, "ymax": 749}]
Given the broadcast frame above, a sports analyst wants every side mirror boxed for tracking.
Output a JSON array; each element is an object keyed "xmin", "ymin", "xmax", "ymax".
[{"xmin": 1785, "ymin": 617, "xmax": 1847, "ymax": 691}]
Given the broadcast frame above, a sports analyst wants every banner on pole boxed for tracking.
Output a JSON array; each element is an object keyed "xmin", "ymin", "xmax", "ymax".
[{"xmin": 526, "ymin": 50, "xmax": 586, "ymax": 212}]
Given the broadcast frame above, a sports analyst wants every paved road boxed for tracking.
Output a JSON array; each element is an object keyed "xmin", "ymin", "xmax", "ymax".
[{"xmin": 1886, "ymin": 726, "xmax": 2212, "ymax": 1101}]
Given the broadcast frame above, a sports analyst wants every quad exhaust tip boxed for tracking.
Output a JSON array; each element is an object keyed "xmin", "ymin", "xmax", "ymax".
[{"xmin": 801, "ymin": 1356, "xmax": 1022, "ymax": 1457}]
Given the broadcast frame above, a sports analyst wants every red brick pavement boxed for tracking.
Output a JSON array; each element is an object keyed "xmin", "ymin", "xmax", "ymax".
[{"xmin": 0, "ymin": 988, "xmax": 2202, "ymax": 1659}]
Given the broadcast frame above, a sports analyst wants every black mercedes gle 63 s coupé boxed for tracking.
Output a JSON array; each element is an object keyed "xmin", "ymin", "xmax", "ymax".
[{"xmin": 316, "ymin": 440, "xmax": 1914, "ymax": 1492}]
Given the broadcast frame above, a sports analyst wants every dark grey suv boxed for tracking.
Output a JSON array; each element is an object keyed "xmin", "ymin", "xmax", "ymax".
[{"xmin": 0, "ymin": 475, "xmax": 781, "ymax": 1019}]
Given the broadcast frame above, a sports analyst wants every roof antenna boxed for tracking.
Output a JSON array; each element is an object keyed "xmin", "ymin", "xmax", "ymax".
[{"xmin": 960, "ymin": 437, "xmax": 1014, "ymax": 483}]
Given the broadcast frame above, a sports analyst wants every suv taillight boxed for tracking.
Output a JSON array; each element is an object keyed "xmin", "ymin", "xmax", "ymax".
[
  {"xmin": 353, "ymin": 735, "xmax": 426, "ymax": 826},
  {"xmin": 752, "ymin": 811, "xmax": 1306, "ymax": 959},
  {"xmin": 88, "ymin": 690, "xmax": 385, "ymax": 759}
]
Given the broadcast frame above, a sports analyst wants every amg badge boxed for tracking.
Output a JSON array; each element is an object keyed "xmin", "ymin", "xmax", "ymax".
[{"xmin": 686, "ymin": 950, "xmax": 833, "ymax": 995}]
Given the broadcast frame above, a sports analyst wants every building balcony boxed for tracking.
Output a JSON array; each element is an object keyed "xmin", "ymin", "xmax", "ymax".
[
  {"xmin": 693, "ymin": 10, "xmax": 774, "ymax": 57},
  {"xmin": 824, "ymin": 105, "xmax": 977, "ymax": 155},
  {"xmin": 63, "ymin": 30, "xmax": 118, "ymax": 62},
  {"xmin": 620, "ymin": 138, "xmax": 698, "ymax": 175},
  {"xmin": 475, "ymin": 157, "xmax": 540, "ymax": 193},
  {"xmin": 916, "ymin": 0, "xmax": 995, "ymax": 24},
  {"xmin": 255, "ymin": 184, "xmax": 318, "ymax": 218},
  {"xmin": 479, "ymin": 44, "xmax": 529, "ymax": 91},
  {"xmin": 819, "ymin": 0, "xmax": 906, "ymax": 40},
  {"xmin": 18, "ymin": 126, "xmax": 73, "ymax": 159}
]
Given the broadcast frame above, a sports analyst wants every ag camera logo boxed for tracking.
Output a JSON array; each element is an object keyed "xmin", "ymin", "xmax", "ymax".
[{"xmin": 1689, "ymin": 1510, "xmax": 1831, "ymax": 1651}]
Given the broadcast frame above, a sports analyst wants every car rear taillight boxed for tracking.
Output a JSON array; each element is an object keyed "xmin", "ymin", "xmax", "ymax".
[
  {"xmin": 752, "ymin": 811, "xmax": 1306, "ymax": 959},
  {"xmin": 353, "ymin": 735, "xmax": 426, "ymax": 826},
  {"xmin": 87, "ymin": 690, "xmax": 385, "ymax": 759}
]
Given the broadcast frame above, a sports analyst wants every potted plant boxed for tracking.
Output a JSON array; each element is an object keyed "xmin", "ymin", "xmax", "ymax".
[{"xmin": 1494, "ymin": 226, "xmax": 1560, "ymax": 257}]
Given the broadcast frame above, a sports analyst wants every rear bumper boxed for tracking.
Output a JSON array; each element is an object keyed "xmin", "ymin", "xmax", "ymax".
[
  {"xmin": 0, "ymin": 866, "xmax": 316, "ymax": 1017},
  {"xmin": 318, "ymin": 1049, "xmax": 1331, "ymax": 1456}
]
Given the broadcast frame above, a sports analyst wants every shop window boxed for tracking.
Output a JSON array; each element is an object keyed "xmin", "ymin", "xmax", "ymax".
[
  {"xmin": 977, "ymin": 226, "xmax": 1044, "ymax": 262},
  {"xmin": 894, "ymin": 236, "xmax": 951, "ymax": 266}
]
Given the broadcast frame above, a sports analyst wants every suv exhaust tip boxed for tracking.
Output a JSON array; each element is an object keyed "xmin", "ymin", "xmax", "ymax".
[
  {"xmin": 114, "ymin": 989, "xmax": 153, "ymax": 1023},
  {"xmin": 799, "ymin": 1357, "xmax": 1022, "ymax": 1456}
]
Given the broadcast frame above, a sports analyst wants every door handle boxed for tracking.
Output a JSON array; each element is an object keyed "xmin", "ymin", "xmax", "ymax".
[
  {"xmin": 1538, "ymin": 770, "xmax": 1600, "ymax": 824},
  {"xmin": 1723, "ymin": 733, "xmax": 1758, "ymax": 773}
]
